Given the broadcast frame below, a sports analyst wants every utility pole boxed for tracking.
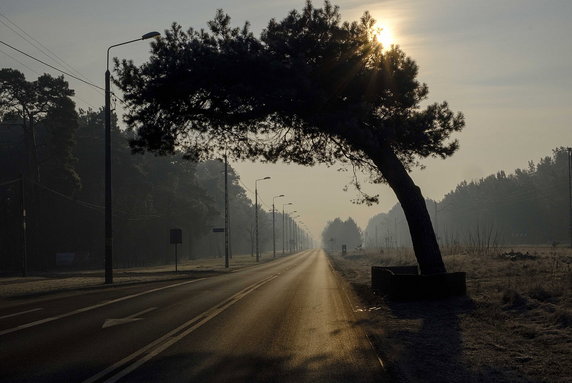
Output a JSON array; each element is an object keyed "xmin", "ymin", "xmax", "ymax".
[
  {"xmin": 255, "ymin": 185, "xmax": 258, "ymax": 261},
  {"xmin": 272, "ymin": 202, "xmax": 275, "ymax": 257},
  {"xmin": 224, "ymin": 154, "xmax": 229, "ymax": 268},
  {"xmin": 104, "ymin": 64, "xmax": 113, "ymax": 284},
  {"xmin": 568, "ymin": 147, "xmax": 572, "ymax": 248},
  {"xmin": 20, "ymin": 175, "xmax": 27, "ymax": 277},
  {"xmin": 434, "ymin": 200, "xmax": 439, "ymax": 243}
]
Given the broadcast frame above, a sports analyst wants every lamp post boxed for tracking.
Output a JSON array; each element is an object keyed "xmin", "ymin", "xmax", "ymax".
[
  {"xmin": 255, "ymin": 176, "xmax": 270, "ymax": 262},
  {"xmin": 282, "ymin": 203, "xmax": 292, "ymax": 256},
  {"xmin": 224, "ymin": 154, "xmax": 230, "ymax": 268},
  {"xmin": 272, "ymin": 194, "xmax": 285, "ymax": 258},
  {"xmin": 105, "ymin": 31, "xmax": 160, "ymax": 284},
  {"xmin": 296, "ymin": 221, "xmax": 303, "ymax": 252},
  {"xmin": 290, "ymin": 213, "xmax": 299, "ymax": 253},
  {"xmin": 298, "ymin": 221, "xmax": 305, "ymax": 251},
  {"xmin": 286, "ymin": 210, "xmax": 296, "ymax": 253}
]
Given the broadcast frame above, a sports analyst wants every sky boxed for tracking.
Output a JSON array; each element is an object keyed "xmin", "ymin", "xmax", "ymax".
[{"xmin": 1, "ymin": 0, "xmax": 571, "ymax": 243}]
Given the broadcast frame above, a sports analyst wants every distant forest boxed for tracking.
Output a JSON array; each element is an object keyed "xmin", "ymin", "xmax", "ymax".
[
  {"xmin": 365, "ymin": 147, "xmax": 572, "ymax": 249},
  {"xmin": 0, "ymin": 70, "xmax": 304, "ymax": 272},
  {"xmin": 321, "ymin": 217, "xmax": 362, "ymax": 251}
]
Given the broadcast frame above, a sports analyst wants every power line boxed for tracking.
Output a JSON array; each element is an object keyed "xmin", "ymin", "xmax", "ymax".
[
  {"xmin": 0, "ymin": 46, "xmax": 39, "ymax": 75},
  {"xmin": 0, "ymin": 45, "xmax": 99, "ymax": 111},
  {"xmin": 238, "ymin": 178, "xmax": 271, "ymax": 210},
  {"xmin": 70, "ymin": 93, "xmax": 98, "ymax": 110},
  {"xmin": 0, "ymin": 9, "xmax": 117, "ymax": 106},
  {"xmin": 0, "ymin": 10, "xmax": 93, "ymax": 85},
  {"xmin": 0, "ymin": 178, "xmax": 21, "ymax": 187},
  {"xmin": 0, "ymin": 40, "xmax": 104, "ymax": 91}
]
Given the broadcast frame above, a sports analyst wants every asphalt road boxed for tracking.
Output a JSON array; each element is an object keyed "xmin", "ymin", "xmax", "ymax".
[{"xmin": 0, "ymin": 249, "xmax": 386, "ymax": 382}]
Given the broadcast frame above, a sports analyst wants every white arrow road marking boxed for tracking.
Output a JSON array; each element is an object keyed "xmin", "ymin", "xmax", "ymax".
[
  {"xmin": 102, "ymin": 307, "xmax": 158, "ymax": 329},
  {"xmin": 83, "ymin": 273, "xmax": 279, "ymax": 383},
  {"xmin": 0, "ymin": 308, "xmax": 43, "ymax": 320},
  {"xmin": 0, "ymin": 278, "xmax": 205, "ymax": 337}
]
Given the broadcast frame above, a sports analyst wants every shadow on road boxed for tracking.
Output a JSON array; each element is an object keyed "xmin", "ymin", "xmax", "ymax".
[{"xmin": 123, "ymin": 350, "xmax": 379, "ymax": 383}]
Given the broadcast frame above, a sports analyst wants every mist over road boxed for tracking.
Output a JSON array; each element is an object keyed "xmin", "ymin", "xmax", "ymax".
[{"xmin": 0, "ymin": 249, "xmax": 385, "ymax": 382}]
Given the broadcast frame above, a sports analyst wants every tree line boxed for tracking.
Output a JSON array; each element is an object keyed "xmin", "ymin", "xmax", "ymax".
[
  {"xmin": 0, "ymin": 69, "xmax": 302, "ymax": 273},
  {"xmin": 321, "ymin": 217, "xmax": 362, "ymax": 251},
  {"xmin": 364, "ymin": 147, "xmax": 571, "ymax": 249}
]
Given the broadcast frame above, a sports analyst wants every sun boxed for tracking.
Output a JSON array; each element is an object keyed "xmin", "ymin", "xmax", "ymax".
[{"xmin": 374, "ymin": 23, "xmax": 394, "ymax": 50}]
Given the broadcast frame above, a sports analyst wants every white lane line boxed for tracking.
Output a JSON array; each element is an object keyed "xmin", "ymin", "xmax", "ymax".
[
  {"xmin": 0, "ymin": 308, "xmax": 43, "ymax": 320},
  {"xmin": 0, "ymin": 278, "xmax": 206, "ymax": 337},
  {"xmin": 83, "ymin": 273, "xmax": 279, "ymax": 383},
  {"xmin": 127, "ymin": 307, "xmax": 157, "ymax": 318}
]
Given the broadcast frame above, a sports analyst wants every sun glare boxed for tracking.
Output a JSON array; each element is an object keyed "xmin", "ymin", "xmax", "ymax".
[{"xmin": 374, "ymin": 23, "xmax": 394, "ymax": 50}]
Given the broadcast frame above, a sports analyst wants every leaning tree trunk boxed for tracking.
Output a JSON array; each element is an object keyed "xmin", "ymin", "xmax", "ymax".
[{"xmin": 372, "ymin": 144, "xmax": 446, "ymax": 275}]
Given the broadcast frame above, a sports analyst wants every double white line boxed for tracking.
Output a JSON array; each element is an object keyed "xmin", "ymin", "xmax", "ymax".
[{"xmin": 84, "ymin": 273, "xmax": 279, "ymax": 383}]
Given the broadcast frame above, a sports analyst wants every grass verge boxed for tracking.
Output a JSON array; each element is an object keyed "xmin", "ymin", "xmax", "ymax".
[{"xmin": 328, "ymin": 247, "xmax": 572, "ymax": 383}]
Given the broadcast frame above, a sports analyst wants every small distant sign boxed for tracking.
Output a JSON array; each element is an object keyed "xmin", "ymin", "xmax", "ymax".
[
  {"xmin": 170, "ymin": 229, "xmax": 182, "ymax": 244},
  {"xmin": 212, "ymin": 228, "xmax": 225, "ymax": 233}
]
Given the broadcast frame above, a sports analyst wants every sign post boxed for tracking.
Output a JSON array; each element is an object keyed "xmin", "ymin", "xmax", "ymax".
[{"xmin": 170, "ymin": 229, "xmax": 182, "ymax": 272}]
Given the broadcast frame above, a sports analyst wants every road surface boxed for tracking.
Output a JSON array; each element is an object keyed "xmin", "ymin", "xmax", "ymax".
[{"xmin": 0, "ymin": 249, "xmax": 386, "ymax": 382}]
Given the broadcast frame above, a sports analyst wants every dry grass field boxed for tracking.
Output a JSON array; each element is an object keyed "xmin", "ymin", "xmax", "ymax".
[{"xmin": 328, "ymin": 246, "xmax": 572, "ymax": 383}]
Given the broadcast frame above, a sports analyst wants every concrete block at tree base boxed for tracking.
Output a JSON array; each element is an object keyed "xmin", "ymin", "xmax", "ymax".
[{"xmin": 371, "ymin": 266, "xmax": 466, "ymax": 300}]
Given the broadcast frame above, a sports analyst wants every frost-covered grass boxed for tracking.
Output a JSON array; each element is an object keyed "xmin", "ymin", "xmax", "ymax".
[{"xmin": 329, "ymin": 246, "xmax": 572, "ymax": 383}]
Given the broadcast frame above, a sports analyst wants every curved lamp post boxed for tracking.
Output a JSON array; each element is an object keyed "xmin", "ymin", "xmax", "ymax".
[
  {"xmin": 291, "ymin": 214, "xmax": 301, "ymax": 252},
  {"xmin": 282, "ymin": 203, "xmax": 292, "ymax": 256},
  {"xmin": 272, "ymin": 194, "xmax": 285, "ymax": 258},
  {"xmin": 105, "ymin": 31, "xmax": 160, "ymax": 284},
  {"xmin": 255, "ymin": 176, "xmax": 271, "ymax": 262},
  {"xmin": 288, "ymin": 211, "xmax": 298, "ymax": 253}
]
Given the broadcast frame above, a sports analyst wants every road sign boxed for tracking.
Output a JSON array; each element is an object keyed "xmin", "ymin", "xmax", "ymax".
[{"xmin": 170, "ymin": 229, "xmax": 182, "ymax": 244}]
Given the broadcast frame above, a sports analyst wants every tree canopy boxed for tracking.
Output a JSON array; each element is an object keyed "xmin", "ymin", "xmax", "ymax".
[
  {"xmin": 116, "ymin": 1, "xmax": 463, "ymax": 181},
  {"xmin": 115, "ymin": 1, "xmax": 465, "ymax": 274},
  {"xmin": 0, "ymin": 68, "xmax": 77, "ymax": 188}
]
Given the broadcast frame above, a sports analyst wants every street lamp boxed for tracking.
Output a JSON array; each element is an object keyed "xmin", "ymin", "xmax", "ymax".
[
  {"xmin": 288, "ymin": 211, "xmax": 298, "ymax": 253},
  {"xmin": 105, "ymin": 31, "xmax": 160, "ymax": 284},
  {"xmin": 282, "ymin": 203, "xmax": 292, "ymax": 256},
  {"xmin": 296, "ymin": 221, "xmax": 304, "ymax": 251},
  {"xmin": 291, "ymin": 214, "xmax": 300, "ymax": 252},
  {"xmin": 272, "ymin": 194, "xmax": 285, "ymax": 258},
  {"xmin": 255, "ymin": 176, "xmax": 271, "ymax": 262}
]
